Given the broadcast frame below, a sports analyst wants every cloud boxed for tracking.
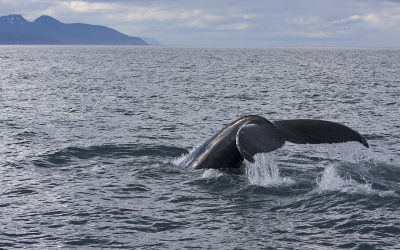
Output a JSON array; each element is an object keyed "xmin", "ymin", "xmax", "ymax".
[
  {"xmin": 106, "ymin": 6, "xmax": 255, "ymax": 31},
  {"xmin": 294, "ymin": 31, "xmax": 332, "ymax": 38},
  {"xmin": 287, "ymin": 16, "xmax": 320, "ymax": 26},
  {"xmin": 63, "ymin": 1, "xmax": 114, "ymax": 13},
  {"xmin": 29, "ymin": 1, "xmax": 256, "ymax": 32},
  {"xmin": 0, "ymin": 0, "xmax": 400, "ymax": 46},
  {"xmin": 333, "ymin": 13, "xmax": 381, "ymax": 25},
  {"xmin": 332, "ymin": 11, "xmax": 400, "ymax": 30},
  {"xmin": 216, "ymin": 22, "xmax": 249, "ymax": 31}
]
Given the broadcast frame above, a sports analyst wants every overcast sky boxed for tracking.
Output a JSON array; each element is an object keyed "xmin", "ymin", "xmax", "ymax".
[{"xmin": 1, "ymin": 0, "xmax": 400, "ymax": 46}]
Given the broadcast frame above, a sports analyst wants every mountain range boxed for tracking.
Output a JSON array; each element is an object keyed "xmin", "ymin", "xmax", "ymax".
[{"xmin": 0, "ymin": 14, "xmax": 155, "ymax": 45}]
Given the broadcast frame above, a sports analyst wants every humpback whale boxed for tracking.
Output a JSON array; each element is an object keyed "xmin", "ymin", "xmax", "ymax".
[{"xmin": 180, "ymin": 115, "xmax": 369, "ymax": 170}]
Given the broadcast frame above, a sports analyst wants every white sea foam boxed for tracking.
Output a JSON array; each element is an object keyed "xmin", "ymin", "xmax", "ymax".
[
  {"xmin": 245, "ymin": 152, "xmax": 295, "ymax": 187},
  {"xmin": 202, "ymin": 169, "xmax": 223, "ymax": 179}
]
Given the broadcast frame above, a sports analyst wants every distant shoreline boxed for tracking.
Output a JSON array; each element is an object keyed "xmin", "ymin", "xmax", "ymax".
[{"xmin": 0, "ymin": 14, "xmax": 158, "ymax": 45}]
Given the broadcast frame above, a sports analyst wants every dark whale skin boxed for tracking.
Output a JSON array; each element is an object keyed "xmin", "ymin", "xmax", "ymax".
[{"xmin": 180, "ymin": 115, "xmax": 271, "ymax": 170}]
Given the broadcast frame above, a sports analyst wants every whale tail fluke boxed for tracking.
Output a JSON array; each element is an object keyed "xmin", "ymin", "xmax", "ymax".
[
  {"xmin": 273, "ymin": 119, "xmax": 369, "ymax": 148},
  {"xmin": 236, "ymin": 119, "xmax": 369, "ymax": 163},
  {"xmin": 236, "ymin": 123, "xmax": 285, "ymax": 162}
]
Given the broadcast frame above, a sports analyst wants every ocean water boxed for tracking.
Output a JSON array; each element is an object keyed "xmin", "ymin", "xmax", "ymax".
[{"xmin": 0, "ymin": 46, "xmax": 399, "ymax": 249}]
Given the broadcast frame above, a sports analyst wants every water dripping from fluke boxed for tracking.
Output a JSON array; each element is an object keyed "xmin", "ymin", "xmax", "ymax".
[
  {"xmin": 245, "ymin": 152, "xmax": 295, "ymax": 187},
  {"xmin": 325, "ymin": 142, "xmax": 371, "ymax": 163}
]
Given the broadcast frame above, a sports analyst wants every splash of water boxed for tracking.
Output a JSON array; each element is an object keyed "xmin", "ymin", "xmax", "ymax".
[
  {"xmin": 202, "ymin": 169, "xmax": 223, "ymax": 179},
  {"xmin": 325, "ymin": 142, "xmax": 370, "ymax": 163},
  {"xmin": 245, "ymin": 152, "xmax": 294, "ymax": 187},
  {"xmin": 172, "ymin": 146, "xmax": 197, "ymax": 166},
  {"xmin": 317, "ymin": 165, "xmax": 397, "ymax": 197},
  {"xmin": 325, "ymin": 142, "xmax": 399, "ymax": 170},
  {"xmin": 317, "ymin": 164, "xmax": 370, "ymax": 192}
]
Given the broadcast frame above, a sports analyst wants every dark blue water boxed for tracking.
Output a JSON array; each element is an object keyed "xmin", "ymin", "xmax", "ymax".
[{"xmin": 1, "ymin": 46, "xmax": 399, "ymax": 249}]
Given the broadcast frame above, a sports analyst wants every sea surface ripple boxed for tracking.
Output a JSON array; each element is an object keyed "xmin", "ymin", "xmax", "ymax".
[{"xmin": 1, "ymin": 46, "xmax": 399, "ymax": 248}]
